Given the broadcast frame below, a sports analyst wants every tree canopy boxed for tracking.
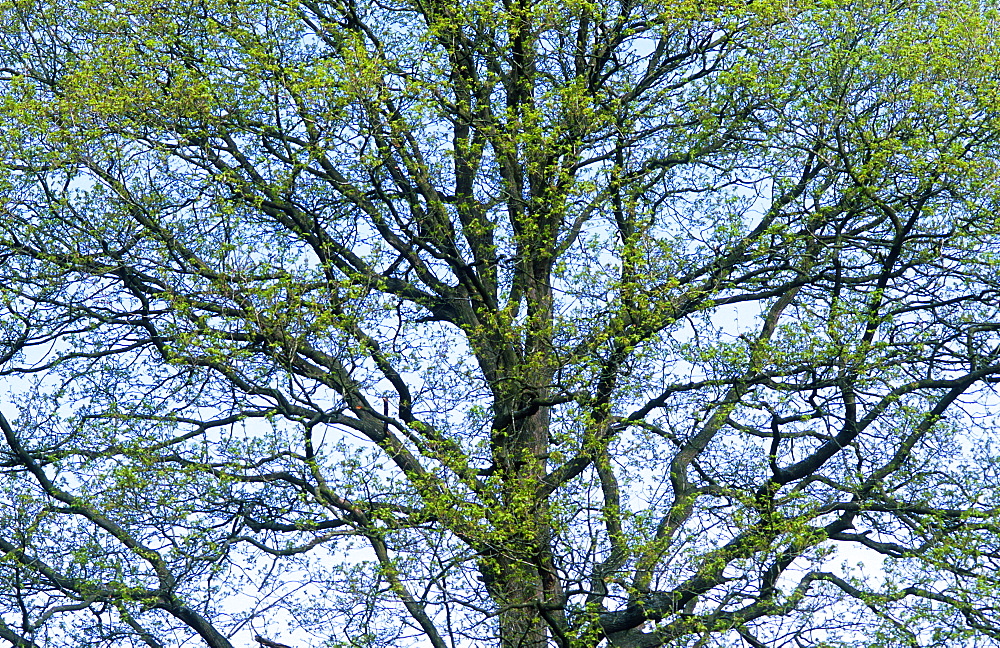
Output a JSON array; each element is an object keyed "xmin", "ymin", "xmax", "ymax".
[{"xmin": 2, "ymin": 0, "xmax": 1000, "ymax": 646}]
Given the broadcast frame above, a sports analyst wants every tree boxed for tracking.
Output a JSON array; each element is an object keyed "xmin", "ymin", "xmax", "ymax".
[{"xmin": 1, "ymin": 0, "xmax": 1000, "ymax": 646}]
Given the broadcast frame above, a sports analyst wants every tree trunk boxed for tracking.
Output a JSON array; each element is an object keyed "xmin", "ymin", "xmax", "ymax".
[{"xmin": 486, "ymin": 402, "xmax": 561, "ymax": 648}]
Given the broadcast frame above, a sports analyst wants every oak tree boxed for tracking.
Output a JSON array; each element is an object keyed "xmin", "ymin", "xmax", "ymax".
[{"xmin": 2, "ymin": 0, "xmax": 1000, "ymax": 646}]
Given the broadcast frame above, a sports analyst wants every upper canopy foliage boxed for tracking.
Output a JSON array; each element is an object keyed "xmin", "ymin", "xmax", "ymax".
[{"xmin": 2, "ymin": 0, "xmax": 1000, "ymax": 646}]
